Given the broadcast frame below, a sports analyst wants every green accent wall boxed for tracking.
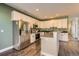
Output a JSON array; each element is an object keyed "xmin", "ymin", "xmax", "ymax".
[{"xmin": 0, "ymin": 4, "xmax": 13, "ymax": 50}]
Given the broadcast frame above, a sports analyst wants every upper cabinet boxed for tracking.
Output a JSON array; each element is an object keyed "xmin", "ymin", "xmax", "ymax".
[
  {"xmin": 39, "ymin": 18, "xmax": 67, "ymax": 28},
  {"xmin": 11, "ymin": 10, "xmax": 39, "ymax": 28},
  {"xmin": 11, "ymin": 10, "xmax": 67, "ymax": 29},
  {"xmin": 11, "ymin": 10, "xmax": 25, "ymax": 21}
]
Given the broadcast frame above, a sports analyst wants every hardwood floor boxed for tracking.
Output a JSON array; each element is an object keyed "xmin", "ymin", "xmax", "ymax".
[
  {"xmin": 58, "ymin": 37, "xmax": 79, "ymax": 56},
  {"xmin": 0, "ymin": 40, "xmax": 41, "ymax": 56},
  {"xmin": 1, "ymin": 36, "xmax": 79, "ymax": 56}
]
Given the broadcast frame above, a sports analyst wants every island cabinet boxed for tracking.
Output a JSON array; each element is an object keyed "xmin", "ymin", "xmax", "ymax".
[
  {"xmin": 58, "ymin": 32, "xmax": 68, "ymax": 41},
  {"xmin": 41, "ymin": 32, "xmax": 59, "ymax": 56}
]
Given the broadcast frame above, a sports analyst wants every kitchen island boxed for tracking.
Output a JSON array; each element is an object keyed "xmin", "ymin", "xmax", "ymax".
[{"xmin": 40, "ymin": 31, "xmax": 59, "ymax": 56}]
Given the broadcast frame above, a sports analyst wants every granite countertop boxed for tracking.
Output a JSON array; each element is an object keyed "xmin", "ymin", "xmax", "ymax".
[
  {"xmin": 40, "ymin": 29, "xmax": 68, "ymax": 38},
  {"xmin": 40, "ymin": 32, "xmax": 53, "ymax": 38},
  {"xmin": 31, "ymin": 28, "xmax": 68, "ymax": 37}
]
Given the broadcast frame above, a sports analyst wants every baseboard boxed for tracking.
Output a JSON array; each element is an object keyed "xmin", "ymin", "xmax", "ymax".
[
  {"xmin": 0, "ymin": 46, "xmax": 13, "ymax": 53},
  {"xmin": 41, "ymin": 51, "xmax": 55, "ymax": 56}
]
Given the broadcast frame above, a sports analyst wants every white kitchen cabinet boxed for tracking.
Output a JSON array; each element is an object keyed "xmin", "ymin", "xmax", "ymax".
[
  {"xmin": 40, "ymin": 32, "xmax": 44, "ymax": 36},
  {"xmin": 30, "ymin": 33, "xmax": 36, "ymax": 43},
  {"xmin": 41, "ymin": 32, "xmax": 59, "ymax": 56},
  {"xmin": 11, "ymin": 10, "xmax": 25, "ymax": 21},
  {"xmin": 11, "ymin": 10, "xmax": 40, "ymax": 30},
  {"xmin": 59, "ymin": 33, "xmax": 68, "ymax": 41}
]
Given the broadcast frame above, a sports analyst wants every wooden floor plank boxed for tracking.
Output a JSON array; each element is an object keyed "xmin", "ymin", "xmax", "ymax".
[{"xmin": 1, "ymin": 35, "xmax": 79, "ymax": 56}]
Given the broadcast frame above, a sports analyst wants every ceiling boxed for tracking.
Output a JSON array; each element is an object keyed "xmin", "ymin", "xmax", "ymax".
[{"xmin": 6, "ymin": 3, "xmax": 79, "ymax": 20}]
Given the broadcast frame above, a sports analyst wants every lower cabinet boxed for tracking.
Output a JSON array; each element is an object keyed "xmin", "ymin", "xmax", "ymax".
[
  {"xmin": 59, "ymin": 33, "xmax": 68, "ymax": 41},
  {"xmin": 41, "ymin": 37, "xmax": 59, "ymax": 56},
  {"xmin": 30, "ymin": 33, "xmax": 36, "ymax": 43},
  {"xmin": 41, "ymin": 32, "xmax": 59, "ymax": 56}
]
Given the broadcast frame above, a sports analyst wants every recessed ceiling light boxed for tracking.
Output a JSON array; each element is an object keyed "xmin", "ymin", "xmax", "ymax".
[{"xmin": 35, "ymin": 9, "xmax": 39, "ymax": 11}]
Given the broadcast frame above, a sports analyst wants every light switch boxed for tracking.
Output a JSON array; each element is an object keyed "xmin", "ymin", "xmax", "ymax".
[{"xmin": 1, "ymin": 29, "xmax": 4, "ymax": 33}]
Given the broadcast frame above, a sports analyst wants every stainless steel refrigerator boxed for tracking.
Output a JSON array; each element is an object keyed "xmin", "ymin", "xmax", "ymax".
[{"xmin": 13, "ymin": 20, "xmax": 30, "ymax": 50}]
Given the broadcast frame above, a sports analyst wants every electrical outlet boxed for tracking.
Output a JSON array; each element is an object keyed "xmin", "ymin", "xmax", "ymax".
[{"xmin": 1, "ymin": 29, "xmax": 4, "ymax": 33}]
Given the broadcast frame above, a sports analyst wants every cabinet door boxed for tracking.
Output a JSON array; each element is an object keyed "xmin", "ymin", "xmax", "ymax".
[
  {"xmin": 30, "ymin": 34, "xmax": 35, "ymax": 43},
  {"xmin": 41, "ymin": 37, "xmax": 58, "ymax": 56},
  {"xmin": 59, "ymin": 33, "xmax": 68, "ymax": 41},
  {"xmin": 41, "ymin": 37, "xmax": 48, "ymax": 53},
  {"xmin": 11, "ymin": 10, "xmax": 24, "ymax": 21}
]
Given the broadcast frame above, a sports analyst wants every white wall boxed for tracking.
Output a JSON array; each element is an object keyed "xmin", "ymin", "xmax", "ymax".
[{"xmin": 71, "ymin": 17, "xmax": 79, "ymax": 39}]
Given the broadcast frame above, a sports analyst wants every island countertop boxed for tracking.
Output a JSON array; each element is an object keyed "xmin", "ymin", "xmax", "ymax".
[{"xmin": 40, "ymin": 32, "xmax": 53, "ymax": 38}]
